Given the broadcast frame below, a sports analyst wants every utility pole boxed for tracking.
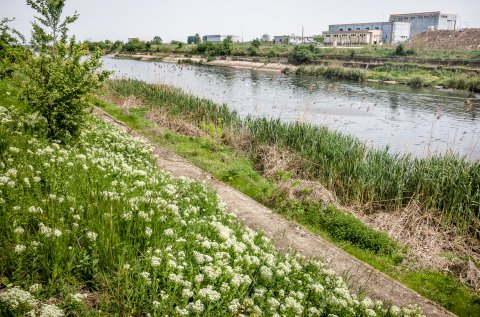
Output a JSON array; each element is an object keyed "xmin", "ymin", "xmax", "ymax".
[{"xmin": 302, "ymin": 25, "xmax": 304, "ymax": 43}]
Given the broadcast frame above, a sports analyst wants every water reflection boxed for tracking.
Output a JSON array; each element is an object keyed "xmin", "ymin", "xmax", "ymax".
[{"xmin": 102, "ymin": 57, "xmax": 480, "ymax": 160}]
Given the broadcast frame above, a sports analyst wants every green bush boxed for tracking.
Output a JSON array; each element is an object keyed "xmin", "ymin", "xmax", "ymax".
[
  {"xmin": 21, "ymin": 0, "xmax": 109, "ymax": 141},
  {"xmin": 288, "ymin": 45, "xmax": 319, "ymax": 64}
]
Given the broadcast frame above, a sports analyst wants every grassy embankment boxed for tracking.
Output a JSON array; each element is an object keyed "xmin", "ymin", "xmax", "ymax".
[
  {"xmin": 121, "ymin": 42, "xmax": 480, "ymax": 61},
  {"xmin": 97, "ymin": 79, "xmax": 480, "ymax": 316},
  {"xmin": 294, "ymin": 64, "xmax": 480, "ymax": 92},
  {"xmin": 0, "ymin": 77, "xmax": 425, "ymax": 316}
]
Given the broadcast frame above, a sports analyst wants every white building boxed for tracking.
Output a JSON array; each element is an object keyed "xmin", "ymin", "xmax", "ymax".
[
  {"xmin": 273, "ymin": 35, "xmax": 315, "ymax": 45},
  {"xmin": 323, "ymin": 30, "xmax": 384, "ymax": 46},
  {"xmin": 327, "ymin": 21, "xmax": 411, "ymax": 44},
  {"xmin": 389, "ymin": 11, "xmax": 458, "ymax": 36},
  {"xmin": 203, "ymin": 35, "xmax": 241, "ymax": 43}
]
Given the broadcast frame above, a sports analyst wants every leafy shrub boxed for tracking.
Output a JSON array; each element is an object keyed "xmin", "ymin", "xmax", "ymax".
[
  {"xmin": 289, "ymin": 45, "xmax": 319, "ymax": 64},
  {"xmin": 21, "ymin": 0, "xmax": 109, "ymax": 141}
]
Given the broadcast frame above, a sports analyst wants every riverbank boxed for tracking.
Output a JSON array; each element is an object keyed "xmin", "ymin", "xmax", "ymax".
[
  {"xmin": 113, "ymin": 53, "xmax": 290, "ymax": 72},
  {"xmin": 112, "ymin": 53, "xmax": 480, "ymax": 93},
  {"xmin": 94, "ymin": 106, "xmax": 455, "ymax": 317},
  {"xmin": 98, "ymin": 78, "xmax": 480, "ymax": 316},
  {"xmin": 1, "ymin": 77, "xmax": 429, "ymax": 316}
]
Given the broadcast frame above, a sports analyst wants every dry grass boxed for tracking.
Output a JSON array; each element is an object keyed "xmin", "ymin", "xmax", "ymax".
[
  {"xmin": 101, "ymin": 94, "xmax": 143, "ymax": 115},
  {"xmin": 146, "ymin": 108, "xmax": 208, "ymax": 138}
]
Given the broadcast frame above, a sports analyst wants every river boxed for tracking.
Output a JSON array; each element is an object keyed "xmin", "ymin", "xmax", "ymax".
[{"xmin": 102, "ymin": 57, "xmax": 480, "ymax": 160}]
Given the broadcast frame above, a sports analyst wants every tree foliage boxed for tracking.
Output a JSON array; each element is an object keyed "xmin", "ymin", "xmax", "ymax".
[
  {"xmin": 289, "ymin": 44, "xmax": 320, "ymax": 64},
  {"xmin": 21, "ymin": 0, "xmax": 109, "ymax": 141},
  {"xmin": 0, "ymin": 18, "xmax": 27, "ymax": 78},
  {"xmin": 151, "ymin": 35, "xmax": 162, "ymax": 45},
  {"xmin": 187, "ymin": 33, "xmax": 201, "ymax": 44},
  {"xmin": 251, "ymin": 38, "xmax": 261, "ymax": 49}
]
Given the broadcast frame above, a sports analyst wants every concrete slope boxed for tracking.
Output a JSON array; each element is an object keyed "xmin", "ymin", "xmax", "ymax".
[{"xmin": 95, "ymin": 108, "xmax": 455, "ymax": 317}]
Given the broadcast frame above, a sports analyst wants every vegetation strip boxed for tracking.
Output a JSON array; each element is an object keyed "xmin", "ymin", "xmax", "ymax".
[
  {"xmin": 105, "ymin": 79, "xmax": 480, "ymax": 238},
  {"xmin": 98, "ymin": 79, "xmax": 480, "ymax": 316},
  {"xmin": 95, "ymin": 107, "xmax": 454, "ymax": 317},
  {"xmin": 1, "ymin": 78, "xmax": 427, "ymax": 316}
]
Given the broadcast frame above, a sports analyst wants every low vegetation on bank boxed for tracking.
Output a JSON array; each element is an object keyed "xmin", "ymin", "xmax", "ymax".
[
  {"xmin": 2, "ymin": 79, "xmax": 427, "ymax": 316},
  {"xmin": 106, "ymin": 79, "xmax": 480, "ymax": 238},
  {"xmin": 100, "ymin": 79, "xmax": 480, "ymax": 316}
]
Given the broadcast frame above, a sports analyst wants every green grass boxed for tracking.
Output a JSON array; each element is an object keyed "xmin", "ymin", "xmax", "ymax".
[
  {"xmin": 96, "ymin": 95, "xmax": 480, "ymax": 317},
  {"xmin": 401, "ymin": 271, "xmax": 480, "ymax": 316}
]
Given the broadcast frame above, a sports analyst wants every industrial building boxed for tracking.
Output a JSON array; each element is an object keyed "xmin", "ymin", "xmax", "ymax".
[
  {"xmin": 273, "ymin": 35, "xmax": 314, "ymax": 44},
  {"xmin": 323, "ymin": 30, "xmax": 383, "ymax": 46},
  {"xmin": 203, "ymin": 35, "xmax": 241, "ymax": 43},
  {"xmin": 327, "ymin": 22, "xmax": 410, "ymax": 44},
  {"xmin": 389, "ymin": 11, "xmax": 458, "ymax": 36},
  {"xmin": 324, "ymin": 10, "xmax": 457, "ymax": 46}
]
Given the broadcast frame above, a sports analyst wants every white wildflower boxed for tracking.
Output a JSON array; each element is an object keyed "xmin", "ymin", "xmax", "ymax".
[
  {"xmin": 29, "ymin": 284, "xmax": 41, "ymax": 293},
  {"xmin": 14, "ymin": 245, "xmax": 26, "ymax": 253},
  {"xmin": 70, "ymin": 293, "xmax": 88, "ymax": 303},
  {"xmin": 145, "ymin": 227, "xmax": 152, "ymax": 237},
  {"xmin": 14, "ymin": 227, "xmax": 25, "ymax": 235},
  {"xmin": 151, "ymin": 256, "xmax": 161, "ymax": 267},
  {"xmin": 86, "ymin": 231, "xmax": 98, "ymax": 241},
  {"xmin": 198, "ymin": 285, "xmax": 221, "ymax": 302},
  {"xmin": 140, "ymin": 271, "xmax": 151, "ymax": 284}
]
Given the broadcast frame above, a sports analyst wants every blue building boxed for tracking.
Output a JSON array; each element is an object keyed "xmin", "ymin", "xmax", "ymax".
[
  {"xmin": 328, "ymin": 21, "xmax": 411, "ymax": 44},
  {"xmin": 389, "ymin": 11, "xmax": 458, "ymax": 36}
]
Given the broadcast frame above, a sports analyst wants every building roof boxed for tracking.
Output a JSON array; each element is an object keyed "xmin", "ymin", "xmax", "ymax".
[
  {"xmin": 329, "ymin": 22, "xmax": 389, "ymax": 26},
  {"xmin": 274, "ymin": 35, "xmax": 312, "ymax": 37},
  {"xmin": 323, "ymin": 30, "xmax": 383, "ymax": 34},
  {"xmin": 390, "ymin": 11, "xmax": 457, "ymax": 16}
]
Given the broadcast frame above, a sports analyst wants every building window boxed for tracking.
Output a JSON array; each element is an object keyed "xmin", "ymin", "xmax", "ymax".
[
  {"xmin": 375, "ymin": 27, "xmax": 379, "ymax": 30},
  {"xmin": 348, "ymin": 28, "xmax": 351, "ymax": 31},
  {"xmin": 340, "ymin": 28, "xmax": 343, "ymax": 31},
  {"xmin": 365, "ymin": 27, "xmax": 369, "ymax": 30}
]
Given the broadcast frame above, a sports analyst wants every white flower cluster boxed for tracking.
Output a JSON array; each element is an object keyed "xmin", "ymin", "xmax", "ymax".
[{"xmin": 0, "ymin": 286, "xmax": 63, "ymax": 317}]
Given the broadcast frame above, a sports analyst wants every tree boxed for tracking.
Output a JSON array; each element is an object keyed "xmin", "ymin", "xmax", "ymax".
[
  {"xmin": 313, "ymin": 35, "xmax": 324, "ymax": 43},
  {"xmin": 222, "ymin": 36, "xmax": 234, "ymax": 55},
  {"xmin": 21, "ymin": 0, "xmax": 109, "ymax": 141},
  {"xmin": 261, "ymin": 34, "xmax": 270, "ymax": 42},
  {"xmin": 124, "ymin": 38, "xmax": 146, "ymax": 52},
  {"xmin": 0, "ymin": 18, "xmax": 27, "ymax": 78},
  {"xmin": 151, "ymin": 35, "xmax": 162, "ymax": 44},
  {"xmin": 187, "ymin": 33, "xmax": 201, "ymax": 44},
  {"xmin": 289, "ymin": 45, "xmax": 319, "ymax": 64},
  {"xmin": 251, "ymin": 38, "xmax": 261, "ymax": 49}
]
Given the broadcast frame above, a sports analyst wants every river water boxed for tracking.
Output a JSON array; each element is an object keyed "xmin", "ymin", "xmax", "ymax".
[{"xmin": 102, "ymin": 57, "xmax": 480, "ymax": 160}]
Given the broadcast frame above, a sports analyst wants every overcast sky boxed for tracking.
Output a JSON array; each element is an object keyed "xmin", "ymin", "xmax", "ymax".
[{"xmin": 1, "ymin": 0, "xmax": 479, "ymax": 42}]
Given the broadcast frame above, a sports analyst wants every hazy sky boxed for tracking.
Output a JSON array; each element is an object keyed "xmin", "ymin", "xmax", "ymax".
[{"xmin": 1, "ymin": 0, "xmax": 479, "ymax": 42}]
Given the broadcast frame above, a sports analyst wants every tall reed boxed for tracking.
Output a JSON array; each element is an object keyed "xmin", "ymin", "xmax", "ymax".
[{"xmin": 106, "ymin": 79, "xmax": 480, "ymax": 236}]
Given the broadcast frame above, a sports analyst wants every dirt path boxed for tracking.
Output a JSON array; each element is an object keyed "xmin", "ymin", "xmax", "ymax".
[{"xmin": 95, "ymin": 108, "xmax": 455, "ymax": 317}]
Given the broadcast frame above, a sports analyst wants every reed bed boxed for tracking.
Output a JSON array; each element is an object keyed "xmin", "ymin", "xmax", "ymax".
[
  {"xmin": 295, "ymin": 66, "xmax": 367, "ymax": 82},
  {"xmin": 106, "ymin": 79, "xmax": 480, "ymax": 236}
]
